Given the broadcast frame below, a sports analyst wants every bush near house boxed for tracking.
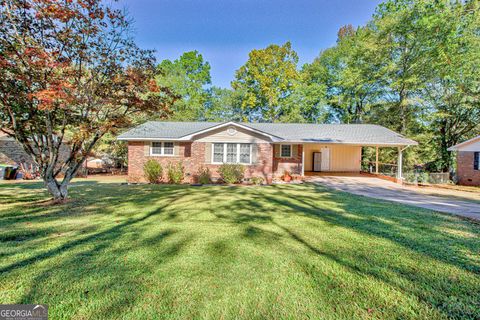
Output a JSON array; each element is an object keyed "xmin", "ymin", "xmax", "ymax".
[
  {"xmin": 197, "ymin": 166, "xmax": 212, "ymax": 184},
  {"xmin": 218, "ymin": 163, "xmax": 245, "ymax": 184},
  {"xmin": 143, "ymin": 159, "xmax": 163, "ymax": 184},
  {"xmin": 251, "ymin": 176, "xmax": 264, "ymax": 185},
  {"xmin": 167, "ymin": 162, "xmax": 185, "ymax": 184}
]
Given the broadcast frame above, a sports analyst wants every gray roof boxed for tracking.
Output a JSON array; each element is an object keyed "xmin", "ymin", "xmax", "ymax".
[{"xmin": 118, "ymin": 121, "xmax": 417, "ymax": 146}]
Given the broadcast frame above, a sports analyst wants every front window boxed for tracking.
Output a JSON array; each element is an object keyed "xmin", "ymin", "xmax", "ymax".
[
  {"xmin": 226, "ymin": 143, "xmax": 237, "ymax": 163},
  {"xmin": 212, "ymin": 143, "xmax": 252, "ymax": 164},
  {"xmin": 151, "ymin": 142, "xmax": 163, "ymax": 155},
  {"xmin": 151, "ymin": 142, "xmax": 174, "ymax": 156},
  {"xmin": 213, "ymin": 143, "xmax": 224, "ymax": 163},
  {"xmin": 475, "ymin": 152, "xmax": 480, "ymax": 170},
  {"xmin": 163, "ymin": 142, "xmax": 174, "ymax": 155},
  {"xmin": 281, "ymin": 144, "xmax": 292, "ymax": 157},
  {"xmin": 239, "ymin": 144, "xmax": 251, "ymax": 164}
]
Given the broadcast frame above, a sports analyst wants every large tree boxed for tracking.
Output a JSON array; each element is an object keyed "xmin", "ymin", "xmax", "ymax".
[
  {"xmin": 0, "ymin": 0, "xmax": 174, "ymax": 201},
  {"xmin": 420, "ymin": 0, "xmax": 480, "ymax": 171},
  {"xmin": 156, "ymin": 51, "xmax": 211, "ymax": 121},
  {"xmin": 232, "ymin": 42, "xmax": 299, "ymax": 122},
  {"xmin": 307, "ymin": 26, "xmax": 385, "ymax": 124}
]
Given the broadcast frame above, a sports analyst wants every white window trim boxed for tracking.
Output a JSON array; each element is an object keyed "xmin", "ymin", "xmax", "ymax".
[
  {"xmin": 280, "ymin": 144, "xmax": 293, "ymax": 158},
  {"xmin": 150, "ymin": 141, "xmax": 175, "ymax": 157},
  {"xmin": 211, "ymin": 143, "xmax": 252, "ymax": 165}
]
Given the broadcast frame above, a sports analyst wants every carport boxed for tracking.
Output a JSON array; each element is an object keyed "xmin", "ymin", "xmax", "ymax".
[{"xmin": 300, "ymin": 142, "xmax": 417, "ymax": 182}]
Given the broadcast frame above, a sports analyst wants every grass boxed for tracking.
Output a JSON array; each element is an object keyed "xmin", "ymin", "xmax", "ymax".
[{"xmin": 0, "ymin": 178, "xmax": 479, "ymax": 319}]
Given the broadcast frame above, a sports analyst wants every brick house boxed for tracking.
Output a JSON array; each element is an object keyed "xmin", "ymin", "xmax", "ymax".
[
  {"xmin": 448, "ymin": 135, "xmax": 480, "ymax": 186},
  {"xmin": 118, "ymin": 121, "xmax": 417, "ymax": 183}
]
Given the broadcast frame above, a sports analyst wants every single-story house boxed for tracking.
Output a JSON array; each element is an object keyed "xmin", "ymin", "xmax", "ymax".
[
  {"xmin": 0, "ymin": 131, "xmax": 37, "ymax": 168},
  {"xmin": 118, "ymin": 121, "xmax": 418, "ymax": 183},
  {"xmin": 0, "ymin": 131, "xmax": 70, "ymax": 171},
  {"xmin": 448, "ymin": 135, "xmax": 480, "ymax": 186}
]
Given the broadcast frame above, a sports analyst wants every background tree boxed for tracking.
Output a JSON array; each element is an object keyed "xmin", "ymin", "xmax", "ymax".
[
  {"xmin": 0, "ymin": 0, "xmax": 174, "ymax": 201},
  {"xmin": 420, "ymin": 0, "xmax": 480, "ymax": 171},
  {"xmin": 156, "ymin": 51, "xmax": 211, "ymax": 121},
  {"xmin": 306, "ymin": 26, "xmax": 385, "ymax": 124},
  {"xmin": 204, "ymin": 87, "xmax": 244, "ymax": 122},
  {"xmin": 232, "ymin": 42, "xmax": 299, "ymax": 122}
]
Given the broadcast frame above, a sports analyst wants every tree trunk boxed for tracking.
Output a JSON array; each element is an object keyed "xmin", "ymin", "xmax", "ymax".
[
  {"xmin": 44, "ymin": 176, "xmax": 69, "ymax": 202},
  {"xmin": 399, "ymin": 89, "xmax": 408, "ymax": 134}
]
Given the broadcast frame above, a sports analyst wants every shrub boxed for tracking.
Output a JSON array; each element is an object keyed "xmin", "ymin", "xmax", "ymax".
[
  {"xmin": 167, "ymin": 162, "xmax": 184, "ymax": 184},
  {"xmin": 251, "ymin": 176, "xmax": 264, "ymax": 185},
  {"xmin": 143, "ymin": 159, "xmax": 163, "ymax": 184},
  {"xmin": 405, "ymin": 171, "xmax": 429, "ymax": 184},
  {"xmin": 197, "ymin": 166, "xmax": 212, "ymax": 184},
  {"xmin": 218, "ymin": 163, "xmax": 245, "ymax": 184}
]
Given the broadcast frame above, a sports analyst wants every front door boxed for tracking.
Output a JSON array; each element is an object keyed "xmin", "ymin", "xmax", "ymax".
[{"xmin": 313, "ymin": 152, "xmax": 322, "ymax": 172}]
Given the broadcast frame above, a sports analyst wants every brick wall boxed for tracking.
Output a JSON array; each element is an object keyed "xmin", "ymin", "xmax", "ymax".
[
  {"xmin": 127, "ymin": 141, "xmax": 274, "ymax": 183},
  {"xmin": 457, "ymin": 151, "xmax": 480, "ymax": 186},
  {"xmin": 273, "ymin": 144, "xmax": 303, "ymax": 177}
]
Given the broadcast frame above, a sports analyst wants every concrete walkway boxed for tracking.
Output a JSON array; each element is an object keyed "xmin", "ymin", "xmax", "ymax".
[{"xmin": 307, "ymin": 175, "xmax": 480, "ymax": 221}]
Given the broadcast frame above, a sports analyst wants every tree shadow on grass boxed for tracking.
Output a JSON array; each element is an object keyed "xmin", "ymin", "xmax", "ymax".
[
  {"xmin": 0, "ymin": 186, "xmax": 190, "ymax": 275},
  {"xmin": 2, "ymin": 181, "xmax": 479, "ymax": 318},
  {"xmin": 248, "ymin": 184, "xmax": 480, "ymax": 319}
]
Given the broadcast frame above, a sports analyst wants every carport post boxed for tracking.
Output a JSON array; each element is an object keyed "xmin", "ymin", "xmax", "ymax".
[
  {"xmin": 301, "ymin": 144, "xmax": 305, "ymax": 176},
  {"xmin": 375, "ymin": 146, "xmax": 379, "ymax": 174},
  {"xmin": 397, "ymin": 146, "xmax": 403, "ymax": 181}
]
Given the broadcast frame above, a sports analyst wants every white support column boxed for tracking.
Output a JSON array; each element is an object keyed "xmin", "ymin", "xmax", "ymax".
[
  {"xmin": 375, "ymin": 146, "xmax": 379, "ymax": 174},
  {"xmin": 397, "ymin": 146, "xmax": 403, "ymax": 182},
  {"xmin": 301, "ymin": 144, "xmax": 305, "ymax": 176}
]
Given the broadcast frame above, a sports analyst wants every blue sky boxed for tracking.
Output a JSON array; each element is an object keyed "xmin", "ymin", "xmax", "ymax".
[{"xmin": 123, "ymin": 0, "xmax": 383, "ymax": 88}]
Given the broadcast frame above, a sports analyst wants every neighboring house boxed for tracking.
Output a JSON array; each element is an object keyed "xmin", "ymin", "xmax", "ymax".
[
  {"xmin": 85, "ymin": 157, "xmax": 107, "ymax": 169},
  {"xmin": 448, "ymin": 135, "xmax": 480, "ymax": 186},
  {"xmin": 118, "ymin": 121, "xmax": 417, "ymax": 183},
  {"xmin": 0, "ymin": 131, "xmax": 70, "ymax": 169},
  {"xmin": 0, "ymin": 132, "xmax": 36, "ymax": 167}
]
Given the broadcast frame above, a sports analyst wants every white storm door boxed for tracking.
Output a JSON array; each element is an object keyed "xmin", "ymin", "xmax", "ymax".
[{"xmin": 321, "ymin": 147, "xmax": 330, "ymax": 171}]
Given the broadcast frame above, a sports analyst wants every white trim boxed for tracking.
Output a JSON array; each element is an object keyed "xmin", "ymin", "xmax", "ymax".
[
  {"xmin": 301, "ymin": 144, "xmax": 305, "ymax": 176},
  {"xmin": 277, "ymin": 141, "xmax": 417, "ymax": 146},
  {"xmin": 180, "ymin": 121, "xmax": 283, "ymax": 141},
  {"xmin": 448, "ymin": 135, "xmax": 480, "ymax": 151},
  {"xmin": 211, "ymin": 142, "xmax": 252, "ymax": 165},
  {"xmin": 119, "ymin": 137, "xmax": 186, "ymax": 141},
  {"xmin": 149, "ymin": 141, "xmax": 175, "ymax": 157},
  {"xmin": 280, "ymin": 144, "xmax": 293, "ymax": 158}
]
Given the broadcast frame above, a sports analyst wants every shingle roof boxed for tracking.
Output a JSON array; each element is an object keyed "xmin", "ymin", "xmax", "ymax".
[
  {"xmin": 118, "ymin": 121, "xmax": 222, "ymax": 140},
  {"xmin": 118, "ymin": 121, "xmax": 417, "ymax": 146}
]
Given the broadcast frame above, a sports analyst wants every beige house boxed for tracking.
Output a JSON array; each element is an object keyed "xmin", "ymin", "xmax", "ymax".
[
  {"xmin": 118, "ymin": 122, "xmax": 417, "ymax": 183},
  {"xmin": 448, "ymin": 135, "xmax": 480, "ymax": 186}
]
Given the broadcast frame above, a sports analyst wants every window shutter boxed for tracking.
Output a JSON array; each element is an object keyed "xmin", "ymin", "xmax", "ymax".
[
  {"xmin": 205, "ymin": 143, "xmax": 212, "ymax": 164},
  {"xmin": 144, "ymin": 142, "xmax": 150, "ymax": 156},
  {"xmin": 474, "ymin": 152, "xmax": 479, "ymax": 171},
  {"xmin": 274, "ymin": 144, "xmax": 280, "ymax": 158},
  {"xmin": 252, "ymin": 144, "xmax": 259, "ymax": 164},
  {"xmin": 174, "ymin": 143, "xmax": 180, "ymax": 156},
  {"xmin": 292, "ymin": 145, "xmax": 298, "ymax": 157}
]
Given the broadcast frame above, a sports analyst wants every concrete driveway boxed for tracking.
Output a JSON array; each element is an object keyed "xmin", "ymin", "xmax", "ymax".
[{"xmin": 307, "ymin": 174, "xmax": 480, "ymax": 220}]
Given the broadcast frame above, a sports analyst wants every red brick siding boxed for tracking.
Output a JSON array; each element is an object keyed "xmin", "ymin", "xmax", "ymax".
[
  {"xmin": 127, "ymin": 141, "xmax": 274, "ymax": 183},
  {"xmin": 273, "ymin": 144, "xmax": 303, "ymax": 177},
  {"xmin": 457, "ymin": 151, "xmax": 480, "ymax": 186}
]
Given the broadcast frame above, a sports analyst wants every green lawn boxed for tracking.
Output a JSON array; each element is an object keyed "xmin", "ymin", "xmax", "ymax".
[{"xmin": 1, "ymin": 179, "xmax": 479, "ymax": 319}]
